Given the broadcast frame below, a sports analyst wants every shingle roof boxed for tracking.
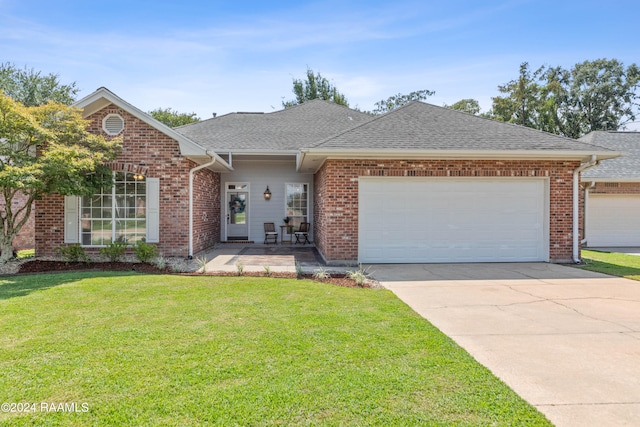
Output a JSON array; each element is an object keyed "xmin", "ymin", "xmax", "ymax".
[
  {"xmin": 175, "ymin": 99, "xmax": 373, "ymax": 151},
  {"xmin": 580, "ymin": 131, "xmax": 640, "ymax": 179},
  {"xmin": 311, "ymin": 101, "xmax": 612, "ymax": 153}
]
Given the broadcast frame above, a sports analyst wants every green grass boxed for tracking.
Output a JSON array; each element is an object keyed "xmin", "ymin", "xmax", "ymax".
[
  {"xmin": 582, "ymin": 249, "xmax": 640, "ymax": 280},
  {"xmin": 0, "ymin": 273, "xmax": 551, "ymax": 426}
]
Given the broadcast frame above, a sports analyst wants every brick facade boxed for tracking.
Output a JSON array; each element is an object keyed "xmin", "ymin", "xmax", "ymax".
[
  {"xmin": 0, "ymin": 191, "xmax": 35, "ymax": 251},
  {"xmin": 314, "ymin": 159, "xmax": 581, "ymax": 264},
  {"xmin": 192, "ymin": 166, "xmax": 221, "ymax": 254},
  {"xmin": 35, "ymin": 104, "xmax": 220, "ymax": 258},
  {"xmin": 588, "ymin": 182, "xmax": 640, "ymax": 194}
]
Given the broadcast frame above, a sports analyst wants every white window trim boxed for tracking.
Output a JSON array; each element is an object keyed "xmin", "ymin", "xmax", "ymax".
[{"xmin": 284, "ymin": 182, "xmax": 309, "ymax": 225}]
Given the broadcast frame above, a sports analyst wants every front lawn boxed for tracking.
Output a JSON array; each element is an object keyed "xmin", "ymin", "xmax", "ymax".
[
  {"xmin": 582, "ymin": 249, "xmax": 640, "ymax": 280},
  {"xmin": 0, "ymin": 273, "xmax": 551, "ymax": 426}
]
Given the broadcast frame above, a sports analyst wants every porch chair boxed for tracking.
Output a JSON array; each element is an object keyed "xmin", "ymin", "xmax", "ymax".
[
  {"xmin": 264, "ymin": 222, "xmax": 278, "ymax": 244},
  {"xmin": 294, "ymin": 222, "xmax": 311, "ymax": 245}
]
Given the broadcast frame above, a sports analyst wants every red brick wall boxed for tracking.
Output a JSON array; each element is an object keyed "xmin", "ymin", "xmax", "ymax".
[
  {"xmin": 0, "ymin": 191, "xmax": 35, "ymax": 251},
  {"xmin": 589, "ymin": 182, "xmax": 640, "ymax": 194},
  {"xmin": 314, "ymin": 159, "xmax": 580, "ymax": 263},
  {"xmin": 35, "ymin": 104, "xmax": 220, "ymax": 258},
  {"xmin": 35, "ymin": 194, "xmax": 64, "ymax": 255},
  {"xmin": 192, "ymin": 168, "xmax": 220, "ymax": 254}
]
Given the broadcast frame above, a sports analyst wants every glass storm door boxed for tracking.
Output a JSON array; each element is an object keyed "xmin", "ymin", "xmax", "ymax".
[{"xmin": 227, "ymin": 191, "xmax": 248, "ymax": 240}]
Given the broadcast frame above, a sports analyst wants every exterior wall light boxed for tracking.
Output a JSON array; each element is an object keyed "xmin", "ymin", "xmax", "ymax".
[{"xmin": 264, "ymin": 186, "xmax": 272, "ymax": 200}]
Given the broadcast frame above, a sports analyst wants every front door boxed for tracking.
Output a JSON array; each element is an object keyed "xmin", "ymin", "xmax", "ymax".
[{"xmin": 227, "ymin": 191, "xmax": 248, "ymax": 240}]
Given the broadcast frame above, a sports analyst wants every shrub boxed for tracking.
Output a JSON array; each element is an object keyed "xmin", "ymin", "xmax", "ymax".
[
  {"xmin": 155, "ymin": 257, "xmax": 167, "ymax": 270},
  {"xmin": 295, "ymin": 261, "xmax": 304, "ymax": 279},
  {"xmin": 236, "ymin": 261, "xmax": 244, "ymax": 276},
  {"xmin": 57, "ymin": 244, "xmax": 90, "ymax": 264},
  {"xmin": 263, "ymin": 265, "xmax": 271, "ymax": 277},
  {"xmin": 346, "ymin": 264, "xmax": 371, "ymax": 287},
  {"xmin": 134, "ymin": 241, "xmax": 158, "ymax": 264},
  {"xmin": 195, "ymin": 256, "xmax": 208, "ymax": 273},
  {"xmin": 312, "ymin": 267, "xmax": 330, "ymax": 280},
  {"xmin": 100, "ymin": 239, "xmax": 128, "ymax": 262},
  {"xmin": 17, "ymin": 249, "xmax": 35, "ymax": 259}
]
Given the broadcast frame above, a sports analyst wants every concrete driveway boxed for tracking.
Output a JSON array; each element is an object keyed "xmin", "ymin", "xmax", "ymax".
[{"xmin": 371, "ymin": 263, "xmax": 640, "ymax": 427}]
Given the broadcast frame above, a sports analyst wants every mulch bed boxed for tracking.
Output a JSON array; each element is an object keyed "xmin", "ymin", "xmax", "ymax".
[{"xmin": 17, "ymin": 260, "xmax": 366, "ymax": 288}]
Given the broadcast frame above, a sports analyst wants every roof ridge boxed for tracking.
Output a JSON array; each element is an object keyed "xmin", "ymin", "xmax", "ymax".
[
  {"xmin": 269, "ymin": 98, "xmax": 370, "ymax": 118},
  {"xmin": 306, "ymin": 104, "xmax": 415, "ymax": 149}
]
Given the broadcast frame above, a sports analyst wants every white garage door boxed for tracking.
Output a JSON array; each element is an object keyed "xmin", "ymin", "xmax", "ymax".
[
  {"xmin": 358, "ymin": 178, "xmax": 548, "ymax": 263},
  {"xmin": 587, "ymin": 195, "xmax": 640, "ymax": 247}
]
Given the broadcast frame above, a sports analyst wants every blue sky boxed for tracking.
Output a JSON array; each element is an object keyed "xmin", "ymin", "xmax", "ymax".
[{"xmin": 1, "ymin": 0, "xmax": 638, "ymax": 121}]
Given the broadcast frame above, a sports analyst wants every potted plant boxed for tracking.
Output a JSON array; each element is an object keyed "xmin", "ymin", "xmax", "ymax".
[{"xmin": 283, "ymin": 216, "xmax": 290, "ymax": 224}]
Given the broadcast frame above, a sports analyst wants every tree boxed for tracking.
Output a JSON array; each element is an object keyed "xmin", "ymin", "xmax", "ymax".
[
  {"xmin": 372, "ymin": 89, "xmax": 435, "ymax": 114},
  {"xmin": 149, "ymin": 107, "xmax": 200, "ymax": 127},
  {"xmin": 283, "ymin": 68, "xmax": 349, "ymax": 108},
  {"xmin": 490, "ymin": 62, "xmax": 546, "ymax": 128},
  {"xmin": 0, "ymin": 62, "xmax": 78, "ymax": 106},
  {"xmin": 445, "ymin": 98, "xmax": 481, "ymax": 115},
  {"xmin": 489, "ymin": 59, "xmax": 640, "ymax": 138},
  {"xmin": 0, "ymin": 95, "xmax": 121, "ymax": 262},
  {"xmin": 543, "ymin": 59, "xmax": 640, "ymax": 138}
]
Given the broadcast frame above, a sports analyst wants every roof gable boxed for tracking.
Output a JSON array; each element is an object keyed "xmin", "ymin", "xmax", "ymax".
[{"xmin": 74, "ymin": 88, "xmax": 231, "ymax": 171}]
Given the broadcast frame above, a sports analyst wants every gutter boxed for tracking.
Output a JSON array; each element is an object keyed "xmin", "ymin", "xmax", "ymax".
[
  {"xmin": 188, "ymin": 151, "xmax": 217, "ymax": 259},
  {"xmin": 573, "ymin": 155, "xmax": 598, "ymax": 264}
]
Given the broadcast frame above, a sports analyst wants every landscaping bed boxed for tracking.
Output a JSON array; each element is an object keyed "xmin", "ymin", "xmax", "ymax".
[{"xmin": 15, "ymin": 259, "xmax": 365, "ymax": 288}]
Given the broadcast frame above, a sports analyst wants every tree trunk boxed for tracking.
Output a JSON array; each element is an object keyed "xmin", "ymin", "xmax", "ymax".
[{"xmin": 0, "ymin": 238, "xmax": 14, "ymax": 263}]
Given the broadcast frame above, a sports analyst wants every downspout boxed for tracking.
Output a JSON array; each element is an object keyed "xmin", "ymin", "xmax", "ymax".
[
  {"xmin": 581, "ymin": 181, "xmax": 596, "ymax": 245},
  {"xmin": 189, "ymin": 151, "xmax": 217, "ymax": 259},
  {"xmin": 573, "ymin": 155, "xmax": 598, "ymax": 264}
]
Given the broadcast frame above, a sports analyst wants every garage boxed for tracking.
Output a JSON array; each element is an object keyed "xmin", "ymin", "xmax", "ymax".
[
  {"xmin": 586, "ymin": 194, "xmax": 640, "ymax": 247},
  {"xmin": 358, "ymin": 177, "xmax": 548, "ymax": 263}
]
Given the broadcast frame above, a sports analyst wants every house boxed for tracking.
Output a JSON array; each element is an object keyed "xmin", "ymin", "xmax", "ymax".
[
  {"xmin": 35, "ymin": 87, "xmax": 618, "ymax": 264},
  {"xmin": 580, "ymin": 131, "xmax": 640, "ymax": 247}
]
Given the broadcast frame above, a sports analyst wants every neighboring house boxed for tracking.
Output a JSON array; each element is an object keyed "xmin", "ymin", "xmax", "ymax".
[
  {"xmin": 35, "ymin": 87, "xmax": 618, "ymax": 264},
  {"xmin": 580, "ymin": 131, "xmax": 640, "ymax": 247}
]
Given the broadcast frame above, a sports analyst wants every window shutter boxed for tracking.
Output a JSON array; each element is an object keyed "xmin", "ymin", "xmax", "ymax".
[
  {"xmin": 146, "ymin": 178, "xmax": 160, "ymax": 243},
  {"xmin": 64, "ymin": 196, "xmax": 80, "ymax": 243}
]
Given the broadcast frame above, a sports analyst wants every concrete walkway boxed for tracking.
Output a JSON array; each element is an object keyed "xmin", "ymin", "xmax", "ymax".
[
  {"xmin": 371, "ymin": 263, "xmax": 640, "ymax": 427},
  {"xmin": 198, "ymin": 243, "xmax": 351, "ymax": 275}
]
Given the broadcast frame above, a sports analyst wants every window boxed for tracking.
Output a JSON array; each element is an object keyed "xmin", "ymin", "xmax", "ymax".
[
  {"xmin": 285, "ymin": 183, "xmax": 308, "ymax": 228},
  {"xmin": 81, "ymin": 172, "xmax": 146, "ymax": 246}
]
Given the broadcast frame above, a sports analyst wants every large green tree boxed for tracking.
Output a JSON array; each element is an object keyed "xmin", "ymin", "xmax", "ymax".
[
  {"xmin": 149, "ymin": 107, "xmax": 200, "ymax": 127},
  {"xmin": 489, "ymin": 62, "xmax": 546, "ymax": 128},
  {"xmin": 543, "ymin": 59, "xmax": 640, "ymax": 138},
  {"xmin": 372, "ymin": 89, "xmax": 435, "ymax": 114},
  {"xmin": 283, "ymin": 68, "xmax": 349, "ymax": 108},
  {"xmin": 444, "ymin": 98, "xmax": 481, "ymax": 115},
  {"xmin": 490, "ymin": 59, "xmax": 640, "ymax": 138},
  {"xmin": 0, "ymin": 95, "xmax": 121, "ymax": 262},
  {"xmin": 0, "ymin": 62, "xmax": 78, "ymax": 106}
]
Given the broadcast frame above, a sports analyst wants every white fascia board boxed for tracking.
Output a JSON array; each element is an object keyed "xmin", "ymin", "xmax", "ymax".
[
  {"xmin": 224, "ymin": 150, "xmax": 299, "ymax": 156},
  {"xmin": 300, "ymin": 148, "xmax": 621, "ymax": 161},
  {"xmin": 74, "ymin": 88, "xmax": 232, "ymax": 171}
]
